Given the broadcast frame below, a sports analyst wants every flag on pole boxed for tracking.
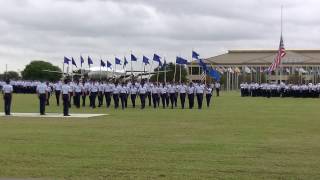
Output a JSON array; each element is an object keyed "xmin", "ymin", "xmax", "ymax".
[
  {"xmin": 100, "ymin": 60, "xmax": 106, "ymax": 67},
  {"xmin": 80, "ymin": 56, "xmax": 84, "ymax": 67},
  {"xmin": 153, "ymin": 54, "xmax": 162, "ymax": 66},
  {"xmin": 64, "ymin": 57, "xmax": 71, "ymax": 64},
  {"xmin": 143, "ymin": 56, "xmax": 149, "ymax": 65},
  {"xmin": 192, "ymin": 51, "xmax": 200, "ymax": 60},
  {"xmin": 72, "ymin": 57, "xmax": 77, "ymax": 67},
  {"xmin": 88, "ymin": 56, "xmax": 93, "ymax": 67},
  {"xmin": 176, "ymin": 56, "xmax": 188, "ymax": 65},
  {"xmin": 131, "ymin": 54, "xmax": 137, "ymax": 61},
  {"xmin": 268, "ymin": 35, "xmax": 286, "ymax": 72},
  {"xmin": 115, "ymin": 57, "xmax": 122, "ymax": 65},
  {"xmin": 123, "ymin": 57, "xmax": 128, "ymax": 68},
  {"xmin": 107, "ymin": 61, "xmax": 112, "ymax": 68}
]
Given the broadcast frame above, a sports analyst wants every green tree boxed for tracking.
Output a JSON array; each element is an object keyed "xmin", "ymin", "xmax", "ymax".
[
  {"xmin": 0, "ymin": 71, "xmax": 20, "ymax": 80},
  {"xmin": 150, "ymin": 63, "xmax": 188, "ymax": 83},
  {"xmin": 22, "ymin": 61, "xmax": 62, "ymax": 82}
]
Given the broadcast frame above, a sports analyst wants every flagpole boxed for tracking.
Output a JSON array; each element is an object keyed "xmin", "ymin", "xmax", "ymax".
[
  {"xmin": 279, "ymin": 5, "xmax": 283, "ymax": 84},
  {"xmin": 130, "ymin": 51, "xmax": 133, "ymax": 77},
  {"xmin": 179, "ymin": 64, "xmax": 182, "ymax": 83},
  {"xmin": 173, "ymin": 63, "xmax": 177, "ymax": 82},
  {"xmin": 190, "ymin": 49, "xmax": 193, "ymax": 82},
  {"xmin": 164, "ymin": 57, "xmax": 167, "ymax": 84},
  {"xmin": 148, "ymin": 59, "xmax": 154, "ymax": 83},
  {"xmin": 62, "ymin": 62, "xmax": 65, "ymax": 79}
]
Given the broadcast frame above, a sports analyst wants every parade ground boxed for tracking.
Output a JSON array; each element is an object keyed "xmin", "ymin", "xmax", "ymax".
[{"xmin": 0, "ymin": 92, "xmax": 320, "ymax": 179}]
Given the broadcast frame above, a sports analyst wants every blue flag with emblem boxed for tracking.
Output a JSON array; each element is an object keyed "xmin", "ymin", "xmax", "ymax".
[
  {"xmin": 131, "ymin": 54, "xmax": 137, "ymax": 61},
  {"xmin": 107, "ymin": 61, "xmax": 112, "ymax": 68},
  {"xmin": 88, "ymin": 56, "xmax": 93, "ymax": 67},
  {"xmin": 64, "ymin": 57, "xmax": 71, "ymax": 64},
  {"xmin": 192, "ymin": 51, "xmax": 200, "ymax": 59},
  {"xmin": 72, "ymin": 57, "xmax": 77, "ymax": 67},
  {"xmin": 123, "ymin": 57, "xmax": 128, "ymax": 68},
  {"xmin": 176, "ymin": 56, "xmax": 188, "ymax": 65},
  {"xmin": 115, "ymin": 57, "xmax": 122, "ymax": 65},
  {"xmin": 143, "ymin": 56, "xmax": 149, "ymax": 65},
  {"xmin": 100, "ymin": 60, "xmax": 106, "ymax": 67},
  {"xmin": 80, "ymin": 56, "xmax": 84, "ymax": 67},
  {"xmin": 153, "ymin": 54, "xmax": 162, "ymax": 66},
  {"xmin": 207, "ymin": 67, "xmax": 221, "ymax": 81}
]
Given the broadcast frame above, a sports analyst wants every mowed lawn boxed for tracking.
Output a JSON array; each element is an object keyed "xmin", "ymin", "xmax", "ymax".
[{"xmin": 1, "ymin": 92, "xmax": 320, "ymax": 179}]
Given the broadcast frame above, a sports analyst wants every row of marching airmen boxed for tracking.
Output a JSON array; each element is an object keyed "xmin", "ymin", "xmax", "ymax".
[{"xmin": 1, "ymin": 79, "xmax": 221, "ymax": 116}]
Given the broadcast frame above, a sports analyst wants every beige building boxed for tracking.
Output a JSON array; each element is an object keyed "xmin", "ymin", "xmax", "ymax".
[{"xmin": 188, "ymin": 50, "xmax": 320, "ymax": 90}]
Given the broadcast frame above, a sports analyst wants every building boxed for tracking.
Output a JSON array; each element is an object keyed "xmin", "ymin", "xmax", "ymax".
[{"xmin": 188, "ymin": 50, "xmax": 320, "ymax": 90}]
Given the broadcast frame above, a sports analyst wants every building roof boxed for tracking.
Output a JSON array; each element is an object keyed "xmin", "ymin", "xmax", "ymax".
[{"xmin": 204, "ymin": 49, "xmax": 320, "ymax": 65}]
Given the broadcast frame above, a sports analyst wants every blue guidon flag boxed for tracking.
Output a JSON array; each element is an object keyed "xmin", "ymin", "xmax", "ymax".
[
  {"xmin": 100, "ymin": 59, "xmax": 106, "ymax": 67},
  {"xmin": 143, "ymin": 56, "xmax": 149, "ymax": 65},
  {"xmin": 88, "ymin": 56, "xmax": 94, "ymax": 67},
  {"xmin": 115, "ymin": 57, "xmax": 122, "ymax": 65},
  {"xmin": 64, "ymin": 57, "xmax": 71, "ymax": 64}
]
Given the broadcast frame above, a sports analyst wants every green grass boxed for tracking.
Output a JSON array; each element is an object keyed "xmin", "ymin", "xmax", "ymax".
[{"xmin": 1, "ymin": 92, "xmax": 320, "ymax": 179}]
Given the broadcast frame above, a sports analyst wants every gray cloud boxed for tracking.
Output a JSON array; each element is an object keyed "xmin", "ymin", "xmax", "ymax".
[{"xmin": 0, "ymin": 0, "xmax": 320, "ymax": 73}]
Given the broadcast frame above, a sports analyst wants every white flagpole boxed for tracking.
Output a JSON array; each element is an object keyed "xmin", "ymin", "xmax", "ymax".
[
  {"xmin": 279, "ymin": 5, "xmax": 283, "ymax": 84},
  {"xmin": 164, "ymin": 57, "xmax": 167, "ymax": 84},
  {"xmin": 173, "ymin": 62, "xmax": 177, "ymax": 82},
  {"xmin": 179, "ymin": 64, "xmax": 182, "ymax": 83},
  {"xmin": 62, "ymin": 62, "xmax": 65, "ymax": 79},
  {"xmin": 148, "ymin": 58, "xmax": 154, "ymax": 83}
]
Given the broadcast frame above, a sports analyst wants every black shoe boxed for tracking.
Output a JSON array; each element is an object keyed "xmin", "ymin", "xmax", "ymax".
[{"xmin": 64, "ymin": 114, "xmax": 70, "ymax": 116}]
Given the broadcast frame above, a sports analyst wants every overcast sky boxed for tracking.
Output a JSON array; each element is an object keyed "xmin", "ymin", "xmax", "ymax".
[{"xmin": 0, "ymin": 0, "xmax": 319, "ymax": 73}]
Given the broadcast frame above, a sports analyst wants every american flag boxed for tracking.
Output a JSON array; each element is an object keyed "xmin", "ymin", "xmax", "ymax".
[{"xmin": 268, "ymin": 35, "xmax": 286, "ymax": 72}]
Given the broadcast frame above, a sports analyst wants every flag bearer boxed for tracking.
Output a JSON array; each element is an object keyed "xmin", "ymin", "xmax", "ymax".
[
  {"xmin": 36, "ymin": 81, "xmax": 48, "ymax": 115},
  {"xmin": 2, "ymin": 79, "xmax": 13, "ymax": 115}
]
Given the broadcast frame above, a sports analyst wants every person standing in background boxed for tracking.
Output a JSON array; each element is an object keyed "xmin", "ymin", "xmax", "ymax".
[{"xmin": 2, "ymin": 79, "xmax": 13, "ymax": 116}]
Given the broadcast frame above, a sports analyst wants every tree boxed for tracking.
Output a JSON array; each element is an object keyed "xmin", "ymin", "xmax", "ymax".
[
  {"xmin": 22, "ymin": 61, "xmax": 62, "ymax": 82},
  {"xmin": 150, "ymin": 63, "xmax": 188, "ymax": 83},
  {"xmin": 0, "ymin": 71, "xmax": 20, "ymax": 80}
]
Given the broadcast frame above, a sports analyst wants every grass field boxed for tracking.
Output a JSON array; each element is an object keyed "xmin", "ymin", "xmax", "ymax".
[{"xmin": 1, "ymin": 92, "xmax": 320, "ymax": 179}]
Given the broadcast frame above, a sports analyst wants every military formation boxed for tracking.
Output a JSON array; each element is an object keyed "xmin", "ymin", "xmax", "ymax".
[
  {"xmin": 1, "ymin": 79, "xmax": 221, "ymax": 116},
  {"xmin": 240, "ymin": 82, "xmax": 320, "ymax": 98}
]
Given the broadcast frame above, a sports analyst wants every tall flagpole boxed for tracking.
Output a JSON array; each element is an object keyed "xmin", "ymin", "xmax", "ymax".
[
  {"xmin": 148, "ymin": 58, "xmax": 154, "ymax": 83},
  {"xmin": 164, "ymin": 57, "xmax": 167, "ymax": 84},
  {"xmin": 173, "ymin": 63, "xmax": 177, "ymax": 82},
  {"xmin": 279, "ymin": 5, "xmax": 283, "ymax": 84},
  {"xmin": 62, "ymin": 62, "xmax": 65, "ymax": 79}
]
